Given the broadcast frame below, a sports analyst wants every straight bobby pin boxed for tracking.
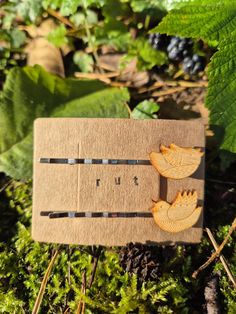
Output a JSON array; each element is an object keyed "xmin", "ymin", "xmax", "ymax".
[
  {"xmin": 39, "ymin": 158, "xmax": 151, "ymax": 165},
  {"xmin": 40, "ymin": 211, "xmax": 153, "ymax": 219}
]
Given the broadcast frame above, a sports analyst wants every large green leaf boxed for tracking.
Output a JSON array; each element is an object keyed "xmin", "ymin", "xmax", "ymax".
[
  {"xmin": 154, "ymin": 0, "xmax": 236, "ymax": 156},
  {"xmin": 0, "ymin": 66, "xmax": 130, "ymax": 179}
]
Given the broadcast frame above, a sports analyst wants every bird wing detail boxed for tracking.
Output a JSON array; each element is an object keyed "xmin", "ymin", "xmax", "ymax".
[
  {"xmin": 151, "ymin": 191, "xmax": 202, "ymax": 233},
  {"xmin": 154, "ymin": 206, "xmax": 202, "ymax": 233},
  {"xmin": 149, "ymin": 144, "xmax": 203, "ymax": 179},
  {"xmin": 161, "ymin": 144, "xmax": 203, "ymax": 167},
  {"xmin": 168, "ymin": 191, "xmax": 198, "ymax": 220}
]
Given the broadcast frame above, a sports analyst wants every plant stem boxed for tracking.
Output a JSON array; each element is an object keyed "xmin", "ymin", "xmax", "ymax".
[
  {"xmin": 76, "ymin": 271, "xmax": 86, "ymax": 314},
  {"xmin": 205, "ymin": 228, "xmax": 236, "ymax": 288},
  {"xmin": 82, "ymin": 0, "xmax": 103, "ymax": 73},
  {"xmin": 0, "ymin": 178, "xmax": 13, "ymax": 194},
  {"xmin": 32, "ymin": 248, "xmax": 60, "ymax": 314},
  {"xmin": 192, "ymin": 218, "xmax": 236, "ymax": 279}
]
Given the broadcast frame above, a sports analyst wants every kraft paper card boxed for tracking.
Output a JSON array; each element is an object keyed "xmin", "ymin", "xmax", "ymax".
[{"xmin": 32, "ymin": 118, "xmax": 205, "ymax": 246}]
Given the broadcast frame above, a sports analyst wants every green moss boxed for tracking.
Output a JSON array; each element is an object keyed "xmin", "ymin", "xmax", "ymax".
[{"xmin": 0, "ymin": 181, "xmax": 235, "ymax": 313}]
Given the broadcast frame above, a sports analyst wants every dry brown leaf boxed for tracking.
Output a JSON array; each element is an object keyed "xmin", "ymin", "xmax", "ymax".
[
  {"xmin": 98, "ymin": 54, "xmax": 149, "ymax": 87},
  {"xmin": 99, "ymin": 54, "xmax": 122, "ymax": 72},
  {"xmin": 22, "ymin": 19, "xmax": 57, "ymax": 38},
  {"xmin": 150, "ymin": 143, "xmax": 203, "ymax": 179},
  {"xmin": 25, "ymin": 19, "xmax": 65, "ymax": 77},
  {"xmin": 152, "ymin": 191, "xmax": 202, "ymax": 233},
  {"xmin": 26, "ymin": 38, "xmax": 65, "ymax": 77}
]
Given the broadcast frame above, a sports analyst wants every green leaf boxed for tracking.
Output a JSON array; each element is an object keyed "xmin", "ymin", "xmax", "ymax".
[
  {"xmin": 95, "ymin": 18, "xmax": 131, "ymax": 51},
  {"xmin": 155, "ymin": 1, "xmax": 236, "ymax": 42},
  {"xmin": 85, "ymin": 9, "xmax": 98, "ymax": 24},
  {"xmin": 102, "ymin": 0, "xmax": 131, "ymax": 19},
  {"xmin": 94, "ymin": 1, "xmax": 131, "ymax": 51},
  {"xmin": 163, "ymin": 0, "xmax": 204, "ymax": 11},
  {"xmin": 12, "ymin": 0, "xmax": 43, "ymax": 22},
  {"xmin": 10, "ymin": 29, "xmax": 26, "ymax": 48},
  {"xmin": 207, "ymin": 35, "xmax": 236, "ymax": 153},
  {"xmin": 2, "ymin": 13, "xmax": 15, "ymax": 30},
  {"xmin": 69, "ymin": 12, "xmax": 86, "ymax": 26},
  {"xmin": 69, "ymin": 9, "xmax": 97, "ymax": 26},
  {"xmin": 154, "ymin": 0, "xmax": 236, "ymax": 156},
  {"xmin": 42, "ymin": 0, "xmax": 63, "ymax": 10},
  {"xmin": 52, "ymin": 87, "xmax": 130, "ymax": 117},
  {"xmin": 125, "ymin": 38, "xmax": 168, "ymax": 70},
  {"xmin": 0, "ymin": 29, "xmax": 26, "ymax": 49},
  {"xmin": 138, "ymin": 41, "xmax": 168, "ymax": 70},
  {"xmin": 131, "ymin": 100, "xmax": 159, "ymax": 119},
  {"xmin": 73, "ymin": 51, "xmax": 94, "ymax": 72},
  {"xmin": 47, "ymin": 25, "xmax": 68, "ymax": 47},
  {"xmin": 0, "ymin": 66, "xmax": 130, "ymax": 179},
  {"xmin": 130, "ymin": 0, "xmax": 167, "ymax": 12},
  {"xmin": 60, "ymin": 0, "xmax": 81, "ymax": 16}
]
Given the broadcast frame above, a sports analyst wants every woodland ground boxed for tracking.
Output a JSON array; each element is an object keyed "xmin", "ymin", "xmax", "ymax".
[{"xmin": 0, "ymin": 1, "xmax": 236, "ymax": 313}]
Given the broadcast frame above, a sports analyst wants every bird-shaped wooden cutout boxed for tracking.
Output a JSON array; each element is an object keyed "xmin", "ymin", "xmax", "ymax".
[
  {"xmin": 149, "ymin": 143, "xmax": 204, "ymax": 179},
  {"xmin": 151, "ymin": 191, "xmax": 202, "ymax": 233}
]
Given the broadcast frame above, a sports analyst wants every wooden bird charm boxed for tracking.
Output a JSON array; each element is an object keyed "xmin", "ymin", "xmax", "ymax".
[
  {"xmin": 149, "ymin": 143, "xmax": 204, "ymax": 179},
  {"xmin": 152, "ymin": 191, "xmax": 202, "ymax": 233}
]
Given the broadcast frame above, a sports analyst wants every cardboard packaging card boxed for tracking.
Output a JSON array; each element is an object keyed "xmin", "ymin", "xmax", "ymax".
[{"xmin": 32, "ymin": 118, "xmax": 205, "ymax": 246}]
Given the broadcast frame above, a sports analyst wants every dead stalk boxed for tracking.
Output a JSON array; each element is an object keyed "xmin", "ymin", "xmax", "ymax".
[
  {"xmin": 192, "ymin": 218, "xmax": 236, "ymax": 279},
  {"xmin": 205, "ymin": 228, "xmax": 236, "ymax": 288},
  {"xmin": 76, "ymin": 271, "xmax": 86, "ymax": 314},
  {"xmin": 32, "ymin": 248, "xmax": 59, "ymax": 314}
]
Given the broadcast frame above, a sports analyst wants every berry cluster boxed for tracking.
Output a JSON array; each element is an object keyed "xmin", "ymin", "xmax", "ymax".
[{"xmin": 149, "ymin": 33, "xmax": 205, "ymax": 75}]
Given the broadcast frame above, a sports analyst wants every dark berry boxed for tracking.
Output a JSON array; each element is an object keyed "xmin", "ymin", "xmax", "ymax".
[
  {"xmin": 167, "ymin": 36, "xmax": 193, "ymax": 61},
  {"xmin": 149, "ymin": 33, "xmax": 170, "ymax": 51},
  {"xmin": 182, "ymin": 56, "xmax": 193, "ymax": 72},
  {"xmin": 183, "ymin": 49, "xmax": 189, "ymax": 57},
  {"xmin": 183, "ymin": 54, "xmax": 205, "ymax": 75},
  {"xmin": 168, "ymin": 47, "xmax": 180, "ymax": 61}
]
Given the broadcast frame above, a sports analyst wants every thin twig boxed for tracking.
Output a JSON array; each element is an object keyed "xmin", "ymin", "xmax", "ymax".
[
  {"xmin": 63, "ymin": 307, "xmax": 70, "ymax": 314},
  {"xmin": 67, "ymin": 245, "xmax": 71, "ymax": 286},
  {"xmin": 32, "ymin": 248, "xmax": 60, "ymax": 314},
  {"xmin": 152, "ymin": 86, "xmax": 185, "ymax": 97},
  {"xmin": 206, "ymin": 178, "xmax": 236, "ymax": 186},
  {"xmin": 192, "ymin": 218, "xmax": 236, "ymax": 278},
  {"xmin": 205, "ymin": 228, "xmax": 236, "ymax": 289},
  {"xmin": 177, "ymin": 80, "xmax": 208, "ymax": 87},
  {"xmin": 76, "ymin": 271, "xmax": 86, "ymax": 314},
  {"xmin": 88, "ymin": 247, "xmax": 102, "ymax": 288},
  {"xmin": 47, "ymin": 8, "xmax": 74, "ymax": 28},
  {"xmin": 136, "ymin": 79, "xmax": 207, "ymax": 95},
  {"xmin": 0, "ymin": 178, "xmax": 13, "ymax": 194},
  {"xmin": 74, "ymin": 71, "xmax": 119, "ymax": 84},
  {"xmin": 77, "ymin": 246, "xmax": 97, "ymax": 257},
  {"xmin": 75, "ymin": 71, "xmax": 120, "ymax": 79},
  {"xmin": 88, "ymin": 256, "xmax": 99, "ymax": 289}
]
